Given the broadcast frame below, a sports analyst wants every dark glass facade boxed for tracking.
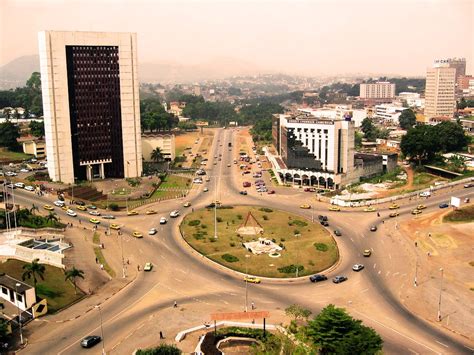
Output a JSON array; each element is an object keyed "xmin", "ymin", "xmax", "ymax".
[
  {"xmin": 284, "ymin": 127, "xmax": 322, "ymax": 171},
  {"xmin": 66, "ymin": 45, "xmax": 124, "ymax": 180}
]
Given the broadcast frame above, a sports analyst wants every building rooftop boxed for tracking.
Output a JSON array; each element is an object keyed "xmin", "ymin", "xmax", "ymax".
[{"xmin": 0, "ymin": 274, "xmax": 32, "ymax": 293}]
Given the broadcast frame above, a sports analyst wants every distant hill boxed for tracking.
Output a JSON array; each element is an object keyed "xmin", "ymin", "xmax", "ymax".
[
  {"xmin": 0, "ymin": 55, "xmax": 40, "ymax": 89},
  {"xmin": 0, "ymin": 55, "xmax": 261, "ymax": 88}
]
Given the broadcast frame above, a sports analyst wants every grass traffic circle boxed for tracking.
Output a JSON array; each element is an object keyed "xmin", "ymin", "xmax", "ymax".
[{"xmin": 180, "ymin": 205, "xmax": 338, "ymax": 278}]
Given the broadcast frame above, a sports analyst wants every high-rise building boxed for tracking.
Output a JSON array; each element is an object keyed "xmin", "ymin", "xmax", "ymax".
[
  {"xmin": 38, "ymin": 31, "xmax": 142, "ymax": 184},
  {"xmin": 359, "ymin": 82, "xmax": 396, "ymax": 99},
  {"xmin": 424, "ymin": 63, "xmax": 456, "ymax": 120},
  {"xmin": 435, "ymin": 58, "xmax": 466, "ymax": 82}
]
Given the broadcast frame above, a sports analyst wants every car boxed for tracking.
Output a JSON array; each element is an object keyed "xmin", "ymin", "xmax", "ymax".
[
  {"xmin": 77, "ymin": 205, "xmax": 87, "ymax": 211},
  {"xmin": 320, "ymin": 220, "xmax": 329, "ymax": 227},
  {"xmin": 196, "ymin": 169, "xmax": 206, "ymax": 176},
  {"xmin": 148, "ymin": 228, "xmax": 157, "ymax": 235},
  {"xmin": 439, "ymin": 203, "xmax": 449, "ymax": 208},
  {"xmin": 110, "ymin": 223, "xmax": 121, "ymax": 230},
  {"xmin": 389, "ymin": 212, "xmax": 399, "ymax": 217},
  {"xmin": 53, "ymin": 200, "xmax": 65, "ymax": 207},
  {"xmin": 244, "ymin": 276, "xmax": 261, "ymax": 284},
  {"xmin": 464, "ymin": 183, "xmax": 474, "ymax": 188},
  {"xmin": 160, "ymin": 217, "xmax": 167, "ymax": 224},
  {"xmin": 89, "ymin": 210, "xmax": 101, "ymax": 216},
  {"xmin": 243, "ymin": 182, "xmax": 251, "ymax": 188},
  {"xmin": 318, "ymin": 215, "xmax": 328, "ymax": 222},
  {"xmin": 146, "ymin": 210, "xmax": 157, "ymax": 215},
  {"xmin": 203, "ymin": 187, "xmax": 209, "ymax": 192},
  {"xmin": 370, "ymin": 225, "xmax": 377, "ymax": 232},
  {"xmin": 87, "ymin": 205, "xmax": 97, "ymax": 210},
  {"xmin": 329, "ymin": 206, "xmax": 340, "ymax": 211},
  {"xmin": 80, "ymin": 335, "xmax": 102, "ymax": 348},
  {"xmin": 309, "ymin": 274, "xmax": 327, "ymax": 282},
  {"xmin": 332, "ymin": 275, "xmax": 347, "ymax": 284},
  {"xmin": 464, "ymin": 197, "xmax": 470, "ymax": 203},
  {"xmin": 300, "ymin": 204, "xmax": 311, "ymax": 209},
  {"xmin": 411, "ymin": 209, "xmax": 422, "ymax": 215},
  {"xmin": 144, "ymin": 262, "xmax": 153, "ymax": 271},
  {"xmin": 24, "ymin": 185, "xmax": 35, "ymax": 191},
  {"xmin": 5, "ymin": 171, "xmax": 17, "ymax": 177},
  {"xmin": 61, "ymin": 205, "xmax": 69, "ymax": 211},
  {"xmin": 352, "ymin": 264, "xmax": 365, "ymax": 272},
  {"xmin": 127, "ymin": 211, "xmax": 138, "ymax": 216},
  {"xmin": 239, "ymin": 190, "xmax": 248, "ymax": 195},
  {"xmin": 334, "ymin": 230, "xmax": 342, "ymax": 236},
  {"xmin": 103, "ymin": 215, "xmax": 115, "ymax": 219},
  {"xmin": 170, "ymin": 210, "xmax": 180, "ymax": 218},
  {"xmin": 65, "ymin": 209, "xmax": 76, "ymax": 217},
  {"xmin": 193, "ymin": 178, "xmax": 203, "ymax": 184},
  {"xmin": 389, "ymin": 204, "xmax": 399, "ymax": 209},
  {"xmin": 184, "ymin": 202, "xmax": 191, "ymax": 207},
  {"xmin": 363, "ymin": 206, "xmax": 376, "ymax": 212},
  {"xmin": 419, "ymin": 191, "xmax": 431, "ymax": 197},
  {"xmin": 43, "ymin": 204, "xmax": 54, "ymax": 211},
  {"xmin": 89, "ymin": 218, "xmax": 100, "ymax": 224},
  {"xmin": 74, "ymin": 200, "xmax": 86, "ymax": 206},
  {"xmin": 267, "ymin": 190, "xmax": 275, "ymax": 194},
  {"xmin": 205, "ymin": 177, "xmax": 211, "ymax": 182},
  {"xmin": 132, "ymin": 231, "xmax": 143, "ymax": 238},
  {"xmin": 14, "ymin": 182, "xmax": 25, "ymax": 188},
  {"xmin": 227, "ymin": 164, "xmax": 231, "ymax": 167},
  {"xmin": 363, "ymin": 249, "xmax": 372, "ymax": 257},
  {"xmin": 20, "ymin": 168, "xmax": 30, "ymax": 173},
  {"xmin": 417, "ymin": 204, "xmax": 426, "ymax": 210}
]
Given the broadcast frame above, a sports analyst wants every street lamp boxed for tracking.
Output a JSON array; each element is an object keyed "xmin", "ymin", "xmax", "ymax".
[
  {"xmin": 96, "ymin": 305, "xmax": 106, "ymax": 355},
  {"xmin": 245, "ymin": 254, "xmax": 250, "ymax": 312},
  {"xmin": 214, "ymin": 175, "xmax": 218, "ymax": 239},
  {"xmin": 414, "ymin": 256, "xmax": 418, "ymax": 287},
  {"xmin": 120, "ymin": 230, "xmax": 126, "ymax": 278},
  {"xmin": 437, "ymin": 268, "xmax": 444, "ymax": 321},
  {"xmin": 15, "ymin": 283, "xmax": 23, "ymax": 345}
]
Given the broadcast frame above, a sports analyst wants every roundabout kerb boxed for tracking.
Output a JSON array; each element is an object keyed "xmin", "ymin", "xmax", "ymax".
[{"xmin": 178, "ymin": 204, "xmax": 340, "ymax": 280}]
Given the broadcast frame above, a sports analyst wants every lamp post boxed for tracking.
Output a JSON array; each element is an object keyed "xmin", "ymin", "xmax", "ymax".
[
  {"xmin": 96, "ymin": 305, "xmax": 106, "ymax": 355},
  {"xmin": 214, "ymin": 175, "xmax": 218, "ymax": 239},
  {"xmin": 437, "ymin": 268, "xmax": 444, "ymax": 321},
  {"xmin": 15, "ymin": 283, "xmax": 23, "ymax": 345},
  {"xmin": 414, "ymin": 256, "xmax": 418, "ymax": 287},
  {"xmin": 245, "ymin": 254, "xmax": 250, "ymax": 312},
  {"xmin": 120, "ymin": 230, "xmax": 126, "ymax": 278}
]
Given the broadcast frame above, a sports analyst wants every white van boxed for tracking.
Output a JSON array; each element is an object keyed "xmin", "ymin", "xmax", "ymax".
[
  {"xmin": 54, "ymin": 200, "xmax": 66, "ymax": 207},
  {"xmin": 419, "ymin": 191, "xmax": 431, "ymax": 197}
]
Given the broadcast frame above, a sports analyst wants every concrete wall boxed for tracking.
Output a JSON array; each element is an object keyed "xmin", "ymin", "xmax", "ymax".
[{"xmin": 141, "ymin": 134, "xmax": 176, "ymax": 161}]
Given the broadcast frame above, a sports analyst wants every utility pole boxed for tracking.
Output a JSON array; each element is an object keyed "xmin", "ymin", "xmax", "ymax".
[
  {"xmin": 214, "ymin": 175, "xmax": 218, "ymax": 239},
  {"xmin": 414, "ymin": 256, "xmax": 418, "ymax": 287},
  {"xmin": 437, "ymin": 268, "xmax": 444, "ymax": 321},
  {"xmin": 245, "ymin": 254, "xmax": 250, "ymax": 312},
  {"xmin": 15, "ymin": 283, "xmax": 23, "ymax": 345},
  {"xmin": 96, "ymin": 305, "xmax": 106, "ymax": 355},
  {"xmin": 121, "ymin": 231, "xmax": 126, "ymax": 278}
]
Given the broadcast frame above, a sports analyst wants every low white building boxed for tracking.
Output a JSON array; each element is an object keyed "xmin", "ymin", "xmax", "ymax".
[
  {"xmin": 141, "ymin": 133, "xmax": 176, "ymax": 161},
  {"xmin": 0, "ymin": 275, "xmax": 36, "ymax": 312},
  {"xmin": 398, "ymin": 92, "xmax": 425, "ymax": 108},
  {"xmin": 374, "ymin": 104, "xmax": 406, "ymax": 124}
]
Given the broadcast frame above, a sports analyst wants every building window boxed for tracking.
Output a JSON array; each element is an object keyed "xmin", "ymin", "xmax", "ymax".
[
  {"xmin": 16, "ymin": 293, "xmax": 23, "ymax": 303},
  {"xmin": 1, "ymin": 287, "xmax": 7, "ymax": 295}
]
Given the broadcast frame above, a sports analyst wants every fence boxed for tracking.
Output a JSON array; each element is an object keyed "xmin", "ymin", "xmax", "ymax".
[{"xmin": 128, "ymin": 191, "xmax": 189, "ymax": 210}]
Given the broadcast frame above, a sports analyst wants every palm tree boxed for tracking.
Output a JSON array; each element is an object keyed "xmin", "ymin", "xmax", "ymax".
[
  {"xmin": 30, "ymin": 204, "xmax": 39, "ymax": 215},
  {"xmin": 46, "ymin": 211, "xmax": 58, "ymax": 224},
  {"xmin": 151, "ymin": 147, "xmax": 164, "ymax": 163},
  {"xmin": 22, "ymin": 258, "xmax": 46, "ymax": 289},
  {"xmin": 65, "ymin": 266, "xmax": 85, "ymax": 295}
]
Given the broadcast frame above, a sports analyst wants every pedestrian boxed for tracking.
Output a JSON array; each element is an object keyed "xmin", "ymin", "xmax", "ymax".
[
  {"xmin": 137, "ymin": 265, "xmax": 140, "ymax": 271},
  {"xmin": 127, "ymin": 259, "xmax": 130, "ymax": 265},
  {"xmin": 100, "ymin": 264, "xmax": 104, "ymax": 270},
  {"xmin": 95, "ymin": 257, "xmax": 98, "ymax": 264},
  {"xmin": 415, "ymin": 241, "xmax": 418, "ymax": 247},
  {"xmin": 428, "ymin": 233, "xmax": 432, "ymax": 238},
  {"xmin": 251, "ymin": 301, "xmax": 255, "ymax": 310},
  {"xmin": 79, "ymin": 220, "xmax": 82, "ymax": 225},
  {"xmin": 427, "ymin": 252, "xmax": 431, "ymax": 257},
  {"xmin": 159, "ymin": 331, "xmax": 164, "ymax": 339},
  {"xmin": 174, "ymin": 301, "xmax": 178, "ymax": 308},
  {"xmin": 377, "ymin": 212, "xmax": 380, "ymax": 217}
]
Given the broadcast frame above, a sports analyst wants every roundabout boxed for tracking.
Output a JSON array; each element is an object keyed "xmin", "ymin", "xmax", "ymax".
[{"xmin": 180, "ymin": 205, "xmax": 339, "ymax": 278}]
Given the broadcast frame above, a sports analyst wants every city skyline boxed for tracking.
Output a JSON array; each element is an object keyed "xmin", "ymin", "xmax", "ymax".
[{"xmin": 0, "ymin": 0, "xmax": 472, "ymax": 77}]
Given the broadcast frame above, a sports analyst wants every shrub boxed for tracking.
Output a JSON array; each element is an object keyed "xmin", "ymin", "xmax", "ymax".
[
  {"xmin": 237, "ymin": 214, "xmax": 243, "ymax": 220},
  {"xmin": 136, "ymin": 344, "xmax": 182, "ymax": 355},
  {"xmin": 262, "ymin": 215, "xmax": 269, "ymax": 220},
  {"xmin": 209, "ymin": 237, "xmax": 218, "ymax": 243},
  {"xmin": 201, "ymin": 224, "xmax": 207, "ymax": 228},
  {"xmin": 188, "ymin": 220, "xmax": 201, "ymax": 226},
  {"xmin": 229, "ymin": 242, "xmax": 236, "ymax": 247},
  {"xmin": 280, "ymin": 238, "xmax": 286, "ymax": 242},
  {"xmin": 216, "ymin": 217, "xmax": 223, "ymax": 223},
  {"xmin": 278, "ymin": 264, "xmax": 304, "ymax": 274},
  {"xmin": 193, "ymin": 233, "xmax": 205, "ymax": 240},
  {"xmin": 314, "ymin": 243, "xmax": 329, "ymax": 252},
  {"xmin": 221, "ymin": 253, "xmax": 239, "ymax": 262},
  {"xmin": 108, "ymin": 203, "xmax": 119, "ymax": 211},
  {"xmin": 279, "ymin": 242, "xmax": 285, "ymax": 249},
  {"xmin": 293, "ymin": 230, "xmax": 300, "ymax": 235},
  {"xmin": 259, "ymin": 207, "xmax": 273, "ymax": 213},
  {"xmin": 289, "ymin": 220, "xmax": 308, "ymax": 227}
]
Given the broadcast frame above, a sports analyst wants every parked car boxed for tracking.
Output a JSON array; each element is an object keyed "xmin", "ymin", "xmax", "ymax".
[
  {"xmin": 66, "ymin": 209, "xmax": 77, "ymax": 217},
  {"xmin": 170, "ymin": 210, "xmax": 180, "ymax": 218},
  {"xmin": 243, "ymin": 182, "xmax": 251, "ymax": 188},
  {"xmin": 14, "ymin": 182, "xmax": 25, "ymax": 188},
  {"xmin": 320, "ymin": 220, "xmax": 329, "ymax": 227},
  {"xmin": 370, "ymin": 225, "xmax": 377, "ymax": 232},
  {"xmin": 464, "ymin": 183, "xmax": 474, "ymax": 188},
  {"xmin": 148, "ymin": 228, "xmax": 157, "ymax": 235},
  {"xmin": 184, "ymin": 202, "xmax": 191, "ymax": 207},
  {"xmin": 160, "ymin": 217, "xmax": 167, "ymax": 224},
  {"xmin": 332, "ymin": 275, "xmax": 347, "ymax": 284},
  {"xmin": 77, "ymin": 205, "xmax": 87, "ymax": 211},
  {"xmin": 239, "ymin": 190, "xmax": 248, "ymax": 195},
  {"xmin": 203, "ymin": 187, "xmax": 209, "ymax": 192},
  {"xmin": 334, "ymin": 230, "xmax": 342, "ymax": 236},
  {"xmin": 352, "ymin": 264, "xmax": 364, "ymax": 272},
  {"xmin": 80, "ymin": 335, "xmax": 101, "ymax": 348},
  {"xmin": 363, "ymin": 249, "xmax": 372, "ymax": 257},
  {"xmin": 244, "ymin": 276, "xmax": 261, "ymax": 284},
  {"xmin": 74, "ymin": 200, "xmax": 86, "ymax": 206},
  {"xmin": 132, "ymin": 231, "xmax": 143, "ymax": 238},
  {"xmin": 144, "ymin": 262, "xmax": 153, "ymax": 271},
  {"xmin": 267, "ymin": 190, "xmax": 275, "ymax": 194},
  {"xmin": 439, "ymin": 203, "xmax": 449, "ymax": 208},
  {"xmin": 24, "ymin": 185, "xmax": 35, "ymax": 192},
  {"xmin": 309, "ymin": 274, "xmax": 327, "ymax": 282},
  {"xmin": 419, "ymin": 191, "xmax": 431, "ymax": 197},
  {"xmin": 103, "ymin": 215, "xmax": 115, "ymax": 219}
]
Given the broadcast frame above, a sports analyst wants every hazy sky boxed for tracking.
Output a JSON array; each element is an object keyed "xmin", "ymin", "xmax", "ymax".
[{"xmin": 0, "ymin": 0, "xmax": 472, "ymax": 76}]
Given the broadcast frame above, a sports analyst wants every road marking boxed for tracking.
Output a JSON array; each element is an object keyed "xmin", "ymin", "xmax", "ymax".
[
  {"xmin": 373, "ymin": 263, "xmax": 377, "ymax": 269},
  {"xmin": 401, "ymin": 273, "xmax": 407, "ymax": 277},
  {"xmin": 228, "ymin": 292, "xmax": 237, "ymax": 296},
  {"xmin": 361, "ymin": 288, "xmax": 369, "ymax": 293},
  {"xmin": 388, "ymin": 253, "xmax": 392, "ymax": 260},
  {"xmin": 435, "ymin": 341, "xmax": 449, "ymax": 348},
  {"xmin": 350, "ymin": 237, "xmax": 354, "ymax": 242},
  {"xmin": 464, "ymin": 345, "xmax": 474, "ymax": 351},
  {"xmin": 386, "ymin": 271, "xmax": 390, "ymax": 277},
  {"xmin": 371, "ymin": 247, "xmax": 374, "ymax": 252},
  {"xmin": 377, "ymin": 270, "xmax": 381, "ymax": 275},
  {"xmin": 380, "ymin": 238, "xmax": 385, "ymax": 244},
  {"xmin": 407, "ymin": 348, "xmax": 419, "ymax": 354},
  {"xmin": 174, "ymin": 278, "xmax": 183, "ymax": 283},
  {"xmin": 393, "ymin": 272, "xmax": 399, "ymax": 276},
  {"xmin": 222, "ymin": 300, "xmax": 229, "ymax": 305}
]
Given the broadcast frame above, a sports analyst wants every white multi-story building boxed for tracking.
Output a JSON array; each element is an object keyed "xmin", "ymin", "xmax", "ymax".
[
  {"xmin": 398, "ymin": 92, "xmax": 425, "ymax": 108},
  {"xmin": 374, "ymin": 104, "xmax": 406, "ymax": 124},
  {"xmin": 297, "ymin": 105, "xmax": 367, "ymax": 127},
  {"xmin": 360, "ymin": 82, "xmax": 396, "ymax": 99},
  {"xmin": 38, "ymin": 31, "xmax": 142, "ymax": 184},
  {"xmin": 424, "ymin": 63, "xmax": 456, "ymax": 120}
]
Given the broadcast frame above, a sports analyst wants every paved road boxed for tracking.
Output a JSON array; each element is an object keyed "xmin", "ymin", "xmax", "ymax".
[{"xmin": 11, "ymin": 127, "xmax": 474, "ymax": 354}]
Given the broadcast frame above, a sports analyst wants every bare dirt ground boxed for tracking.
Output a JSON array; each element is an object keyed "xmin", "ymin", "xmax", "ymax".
[
  {"xmin": 396, "ymin": 206, "xmax": 474, "ymax": 339},
  {"xmin": 176, "ymin": 129, "xmax": 215, "ymax": 168}
]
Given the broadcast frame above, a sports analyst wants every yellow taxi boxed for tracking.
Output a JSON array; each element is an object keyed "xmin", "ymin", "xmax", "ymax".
[
  {"xmin": 110, "ymin": 223, "xmax": 121, "ymax": 230},
  {"xmin": 299, "ymin": 204, "xmax": 311, "ymax": 209},
  {"xmin": 184, "ymin": 202, "xmax": 191, "ymax": 207},
  {"xmin": 132, "ymin": 231, "xmax": 143, "ymax": 238},
  {"xmin": 329, "ymin": 206, "xmax": 340, "ymax": 211},
  {"xmin": 411, "ymin": 209, "xmax": 422, "ymax": 215},
  {"xmin": 77, "ymin": 205, "xmax": 87, "ymax": 211},
  {"xmin": 61, "ymin": 205, "xmax": 69, "ymax": 211},
  {"xmin": 145, "ymin": 210, "xmax": 157, "ymax": 215},
  {"xmin": 244, "ymin": 276, "xmax": 261, "ymax": 284},
  {"xmin": 89, "ymin": 218, "xmax": 100, "ymax": 224},
  {"xmin": 127, "ymin": 211, "xmax": 138, "ymax": 216},
  {"xmin": 389, "ymin": 204, "xmax": 399, "ymax": 210},
  {"xmin": 389, "ymin": 212, "xmax": 399, "ymax": 218},
  {"xmin": 363, "ymin": 206, "xmax": 376, "ymax": 212},
  {"xmin": 43, "ymin": 204, "xmax": 54, "ymax": 211},
  {"xmin": 417, "ymin": 204, "xmax": 426, "ymax": 210}
]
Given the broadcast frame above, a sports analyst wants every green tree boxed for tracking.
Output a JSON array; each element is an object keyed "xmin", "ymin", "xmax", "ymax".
[
  {"xmin": 29, "ymin": 204, "xmax": 39, "ymax": 215},
  {"xmin": 65, "ymin": 266, "xmax": 85, "ymax": 295},
  {"xmin": 398, "ymin": 109, "xmax": 417, "ymax": 130},
  {"xmin": 0, "ymin": 314, "xmax": 9, "ymax": 339},
  {"xmin": 361, "ymin": 117, "xmax": 378, "ymax": 141},
  {"xmin": 354, "ymin": 131, "xmax": 363, "ymax": 149},
  {"xmin": 285, "ymin": 304, "xmax": 312, "ymax": 322},
  {"xmin": 22, "ymin": 258, "xmax": 46, "ymax": 289},
  {"xmin": 2, "ymin": 107, "xmax": 11, "ymax": 119},
  {"xmin": 0, "ymin": 120, "xmax": 20, "ymax": 150},
  {"xmin": 400, "ymin": 125, "xmax": 437, "ymax": 165},
  {"xmin": 150, "ymin": 147, "xmax": 164, "ymax": 163},
  {"xmin": 136, "ymin": 344, "xmax": 182, "ymax": 355},
  {"xmin": 447, "ymin": 155, "xmax": 466, "ymax": 172},
  {"xmin": 306, "ymin": 304, "xmax": 382, "ymax": 354},
  {"xmin": 434, "ymin": 121, "xmax": 468, "ymax": 153},
  {"xmin": 46, "ymin": 211, "xmax": 58, "ymax": 224},
  {"xmin": 29, "ymin": 120, "xmax": 45, "ymax": 138}
]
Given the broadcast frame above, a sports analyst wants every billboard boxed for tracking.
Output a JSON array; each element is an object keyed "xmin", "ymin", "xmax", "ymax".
[{"xmin": 450, "ymin": 196, "xmax": 461, "ymax": 208}]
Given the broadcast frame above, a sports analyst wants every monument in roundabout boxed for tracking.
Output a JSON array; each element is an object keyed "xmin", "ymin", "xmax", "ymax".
[{"xmin": 237, "ymin": 212, "xmax": 282, "ymax": 256}]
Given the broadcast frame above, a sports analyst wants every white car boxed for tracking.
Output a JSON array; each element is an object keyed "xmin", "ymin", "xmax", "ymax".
[
  {"xmin": 170, "ymin": 210, "xmax": 180, "ymax": 218},
  {"xmin": 203, "ymin": 187, "xmax": 209, "ymax": 192},
  {"xmin": 148, "ymin": 228, "xmax": 157, "ymax": 235},
  {"xmin": 352, "ymin": 264, "xmax": 365, "ymax": 272},
  {"xmin": 5, "ymin": 171, "xmax": 17, "ymax": 177},
  {"xmin": 24, "ymin": 185, "xmax": 35, "ymax": 191},
  {"xmin": 89, "ymin": 210, "xmax": 101, "ymax": 216},
  {"xmin": 20, "ymin": 168, "xmax": 30, "ymax": 173},
  {"xmin": 66, "ymin": 209, "xmax": 77, "ymax": 217},
  {"xmin": 14, "ymin": 182, "xmax": 25, "ymax": 188},
  {"xmin": 193, "ymin": 178, "xmax": 203, "ymax": 184},
  {"xmin": 419, "ymin": 191, "xmax": 431, "ymax": 197},
  {"xmin": 54, "ymin": 200, "xmax": 65, "ymax": 207},
  {"xmin": 160, "ymin": 217, "xmax": 167, "ymax": 224}
]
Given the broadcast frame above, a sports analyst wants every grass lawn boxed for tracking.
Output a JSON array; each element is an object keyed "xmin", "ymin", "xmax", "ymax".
[
  {"xmin": 181, "ymin": 206, "xmax": 338, "ymax": 278},
  {"xmin": 159, "ymin": 174, "xmax": 191, "ymax": 189},
  {"xmin": 0, "ymin": 149, "xmax": 33, "ymax": 163},
  {"xmin": 94, "ymin": 247, "xmax": 115, "ymax": 277},
  {"xmin": 412, "ymin": 172, "xmax": 443, "ymax": 187},
  {"xmin": 0, "ymin": 259, "xmax": 84, "ymax": 313},
  {"xmin": 443, "ymin": 205, "xmax": 474, "ymax": 223}
]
